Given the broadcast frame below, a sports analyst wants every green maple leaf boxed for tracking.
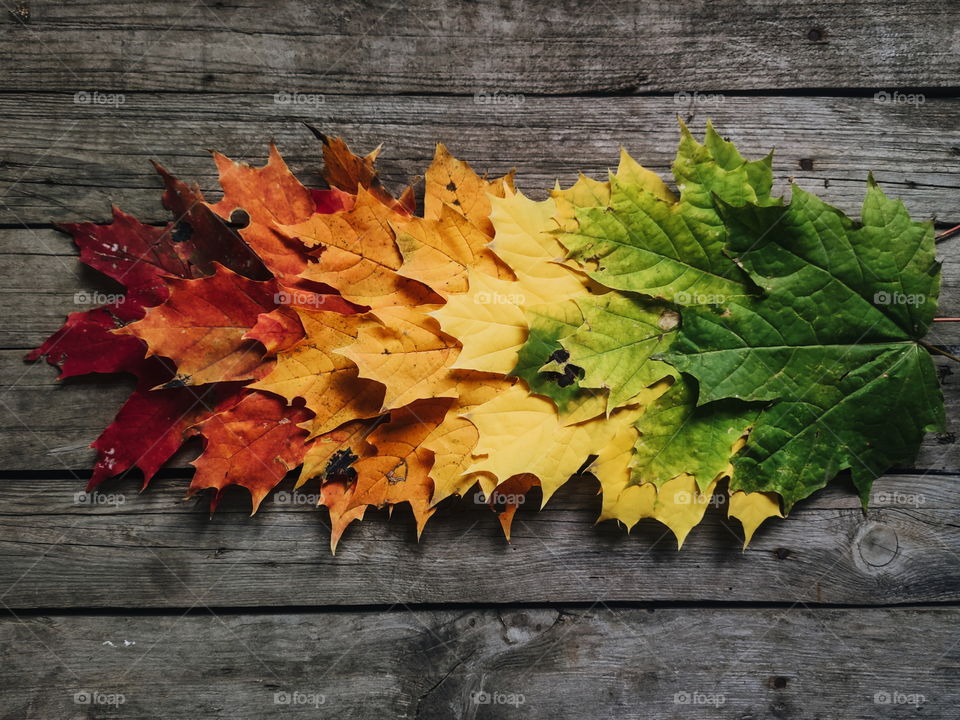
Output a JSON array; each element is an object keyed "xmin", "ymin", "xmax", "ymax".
[
  {"xmin": 510, "ymin": 300, "xmax": 601, "ymax": 417},
  {"xmin": 560, "ymin": 121, "xmax": 779, "ymax": 305},
  {"xmin": 664, "ymin": 179, "xmax": 945, "ymax": 511},
  {"xmin": 559, "ymin": 292, "xmax": 677, "ymax": 412},
  {"xmin": 632, "ymin": 378, "xmax": 759, "ymax": 491}
]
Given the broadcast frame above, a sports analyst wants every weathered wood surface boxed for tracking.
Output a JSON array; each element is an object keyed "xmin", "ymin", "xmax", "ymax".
[
  {"xmin": 3, "ymin": 607, "xmax": 958, "ymax": 719},
  {"xmin": 2, "ymin": 0, "xmax": 958, "ymax": 94},
  {"xmin": 3, "ymin": 1, "xmax": 960, "ymax": 717},
  {"xmin": 0, "ymin": 472, "xmax": 958, "ymax": 609},
  {"xmin": 0, "ymin": 95, "xmax": 958, "ymax": 226}
]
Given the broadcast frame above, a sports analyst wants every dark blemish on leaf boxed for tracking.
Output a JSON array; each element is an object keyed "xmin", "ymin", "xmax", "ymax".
[
  {"xmin": 325, "ymin": 448, "xmax": 359, "ymax": 482},
  {"xmin": 159, "ymin": 374, "xmax": 191, "ymax": 389},
  {"xmin": 548, "ymin": 348, "xmax": 570, "ymax": 364},
  {"xmin": 229, "ymin": 209, "xmax": 250, "ymax": 227},
  {"xmin": 452, "ymin": 199, "xmax": 461, "ymax": 207},
  {"xmin": 774, "ymin": 547, "xmax": 791, "ymax": 560},
  {"xmin": 172, "ymin": 221, "xmax": 193, "ymax": 243},
  {"xmin": 446, "ymin": 181, "xmax": 457, "ymax": 192},
  {"xmin": 807, "ymin": 27, "xmax": 826, "ymax": 42},
  {"xmin": 798, "ymin": 158, "xmax": 814, "ymax": 171}
]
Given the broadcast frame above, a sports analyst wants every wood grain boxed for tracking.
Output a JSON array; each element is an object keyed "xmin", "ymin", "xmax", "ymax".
[
  {"xmin": 0, "ymin": 94, "xmax": 958, "ymax": 226},
  {"xmin": 2, "ymin": 0, "xmax": 958, "ymax": 94},
  {"xmin": 2, "ymin": 606, "xmax": 957, "ymax": 718},
  {"xmin": 1, "ymin": 472, "xmax": 958, "ymax": 609}
]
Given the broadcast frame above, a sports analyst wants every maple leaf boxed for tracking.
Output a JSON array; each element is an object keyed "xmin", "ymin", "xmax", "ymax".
[
  {"xmin": 560, "ymin": 122, "xmax": 777, "ymax": 305},
  {"xmin": 432, "ymin": 189, "xmax": 586, "ymax": 374},
  {"xmin": 392, "ymin": 204, "xmax": 514, "ymax": 296},
  {"xmin": 484, "ymin": 474, "xmax": 540, "ymax": 541},
  {"xmin": 423, "ymin": 143, "xmax": 515, "ymax": 236},
  {"xmin": 27, "ymin": 208, "xmax": 188, "ymax": 379},
  {"xmin": 631, "ymin": 378, "xmax": 758, "ymax": 491},
  {"xmin": 307, "ymin": 128, "xmax": 415, "ymax": 214},
  {"xmin": 296, "ymin": 419, "xmax": 376, "ymax": 553},
  {"xmin": 665, "ymin": 179, "xmax": 945, "ymax": 510},
  {"xmin": 349, "ymin": 398, "xmax": 455, "ymax": 536},
  {"xmin": 728, "ymin": 491, "xmax": 783, "ymax": 547},
  {"xmin": 280, "ymin": 186, "xmax": 441, "ymax": 309},
  {"xmin": 559, "ymin": 293, "xmax": 678, "ymax": 413},
  {"xmin": 338, "ymin": 305, "xmax": 460, "ymax": 411},
  {"xmin": 88, "ymin": 359, "xmax": 245, "ymax": 490},
  {"xmin": 510, "ymin": 300, "xmax": 608, "ymax": 424},
  {"xmin": 250, "ymin": 308, "xmax": 385, "ymax": 437},
  {"xmin": 463, "ymin": 384, "xmax": 626, "ymax": 504},
  {"xmin": 208, "ymin": 144, "xmax": 325, "ymax": 282},
  {"xmin": 581, "ymin": 398, "xmax": 719, "ymax": 546},
  {"xmin": 118, "ymin": 264, "xmax": 277, "ymax": 386},
  {"xmin": 189, "ymin": 391, "xmax": 311, "ymax": 513},
  {"xmin": 152, "ymin": 161, "xmax": 268, "ymax": 280}
]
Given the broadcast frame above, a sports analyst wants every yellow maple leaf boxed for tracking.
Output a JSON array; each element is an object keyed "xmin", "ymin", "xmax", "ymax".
[
  {"xmin": 338, "ymin": 305, "xmax": 460, "ymax": 411},
  {"xmin": 391, "ymin": 203, "xmax": 513, "ymax": 296},
  {"xmin": 462, "ymin": 384, "xmax": 622, "ymax": 504},
  {"xmin": 432, "ymin": 189, "xmax": 587, "ymax": 375},
  {"xmin": 728, "ymin": 491, "xmax": 783, "ymax": 547}
]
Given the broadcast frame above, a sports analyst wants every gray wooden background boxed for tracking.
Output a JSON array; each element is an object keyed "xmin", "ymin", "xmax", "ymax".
[{"xmin": 2, "ymin": 2, "xmax": 960, "ymax": 718}]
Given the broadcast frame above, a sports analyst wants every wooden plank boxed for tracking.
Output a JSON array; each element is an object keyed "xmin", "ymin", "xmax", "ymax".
[
  {"xmin": 2, "ymin": 0, "xmax": 959, "ymax": 94},
  {"xmin": 1, "ymin": 472, "xmax": 959, "ymax": 609},
  {"xmin": 4, "ymin": 231, "xmax": 959, "ymax": 473},
  {"xmin": 0, "ymin": 94, "xmax": 958, "ymax": 226},
  {"xmin": 2, "ymin": 606, "xmax": 958, "ymax": 718}
]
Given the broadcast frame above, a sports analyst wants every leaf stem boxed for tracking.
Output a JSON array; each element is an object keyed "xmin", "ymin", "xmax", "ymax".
[
  {"xmin": 919, "ymin": 339, "xmax": 960, "ymax": 363},
  {"xmin": 936, "ymin": 224, "xmax": 960, "ymax": 243},
  {"xmin": 934, "ymin": 318, "xmax": 960, "ymax": 322}
]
